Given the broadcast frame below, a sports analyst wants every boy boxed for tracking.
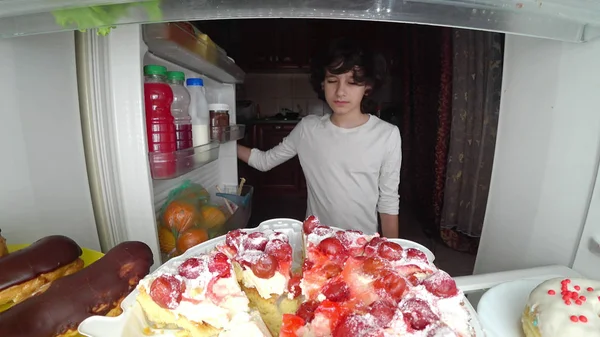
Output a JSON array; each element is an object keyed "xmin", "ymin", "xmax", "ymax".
[{"xmin": 237, "ymin": 38, "xmax": 401, "ymax": 238}]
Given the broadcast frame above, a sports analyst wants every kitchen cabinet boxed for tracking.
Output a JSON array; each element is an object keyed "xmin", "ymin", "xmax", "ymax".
[
  {"xmin": 195, "ymin": 19, "xmax": 401, "ymax": 73},
  {"xmin": 238, "ymin": 122, "xmax": 306, "ymax": 197}
]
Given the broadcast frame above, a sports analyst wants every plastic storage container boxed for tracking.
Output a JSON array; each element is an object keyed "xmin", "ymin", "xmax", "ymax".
[
  {"xmin": 186, "ymin": 78, "xmax": 210, "ymax": 147},
  {"xmin": 143, "ymin": 65, "xmax": 176, "ymax": 179},
  {"xmin": 167, "ymin": 71, "xmax": 192, "ymax": 150},
  {"xmin": 209, "ymin": 103, "xmax": 230, "ymax": 141}
]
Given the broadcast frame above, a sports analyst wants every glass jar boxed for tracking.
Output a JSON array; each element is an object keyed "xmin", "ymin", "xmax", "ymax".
[{"xmin": 209, "ymin": 103, "xmax": 230, "ymax": 141}]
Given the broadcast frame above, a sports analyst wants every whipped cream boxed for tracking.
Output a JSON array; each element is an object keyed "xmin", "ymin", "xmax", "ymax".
[
  {"xmin": 174, "ymin": 276, "xmax": 249, "ymax": 328},
  {"xmin": 241, "ymin": 267, "xmax": 288, "ymax": 299},
  {"xmin": 218, "ymin": 311, "xmax": 272, "ymax": 337},
  {"xmin": 137, "ymin": 252, "xmax": 253, "ymax": 330}
]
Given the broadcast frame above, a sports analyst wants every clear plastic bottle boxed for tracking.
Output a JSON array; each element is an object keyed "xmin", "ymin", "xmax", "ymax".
[
  {"xmin": 186, "ymin": 78, "xmax": 210, "ymax": 147},
  {"xmin": 143, "ymin": 65, "xmax": 176, "ymax": 178},
  {"xmin": 167, "ymin": 71, "xmax": 192, "ymax": 150}
]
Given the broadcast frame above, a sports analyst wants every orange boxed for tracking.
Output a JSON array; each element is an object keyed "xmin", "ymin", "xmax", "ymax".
[
  {"xmin": 176, "ymin": 228, "xmax": 209, "ymax": 254},
  {"xmin": 157, "ymin": 226, "xmax": 176, "ymax": 254}
]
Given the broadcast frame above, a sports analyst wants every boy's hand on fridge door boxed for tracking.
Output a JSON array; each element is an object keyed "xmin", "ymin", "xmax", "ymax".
[{"xmin": 237, "ymin": 144, "xmax": 252, "ymax": 163}]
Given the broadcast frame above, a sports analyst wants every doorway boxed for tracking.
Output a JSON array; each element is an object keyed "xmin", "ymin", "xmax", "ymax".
[{"xmin": 194, "ymin": 18, "xmax": 503, "ymax": 276}]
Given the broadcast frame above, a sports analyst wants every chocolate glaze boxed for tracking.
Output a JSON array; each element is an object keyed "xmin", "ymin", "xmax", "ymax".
[
  {"xmin": 0, "ymin": 241, "xmax": 153, "ymax": 337},
  {"xmin": 0, "ymin": 235, "xmax": 82, "ymax": 291}
]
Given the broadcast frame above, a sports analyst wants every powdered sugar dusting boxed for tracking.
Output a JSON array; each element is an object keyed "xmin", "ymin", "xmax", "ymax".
[
  {"xmin": 218, "ymin": 229, "xmax": 292, "ymax": 264},
  {"xmin": 335, "ymin": 313, "xmax": 380, "ymax": 337},
  {"xmin": 306, "ymin": 226, "xmax": 337, "ymax": 244},
  {"xmin": 137, "ymin": 250, "xmax": 253, "ymax": 329},
  {"xmin": 298, "ymin": 217, "xmax": 475, "ymax": 337}
]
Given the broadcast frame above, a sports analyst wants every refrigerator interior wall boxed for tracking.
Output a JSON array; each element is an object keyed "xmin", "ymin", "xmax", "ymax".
[
  {"xmin": 475, "ymin": 34, "xmax": 600, "ymax": 275},
  {"xmin": 572, "ymin": 160, "xmax": 600, "ymax": 279},
  {"xmin": 0, "ymin": 31, "xmax": 100, "ymax": 250}
]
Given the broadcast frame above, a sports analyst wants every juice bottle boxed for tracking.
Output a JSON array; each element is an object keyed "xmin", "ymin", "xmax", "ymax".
[
  {"xmin": 167, "ymin": 71, "xmax": 192, "ymax": 150},
  {"xmin": 186, "ymin": 78, "xmax": 210, "ymax": 147},
  {"xmin": 143, "ymin": 65, "xmax": 176, "ymax": 178}
]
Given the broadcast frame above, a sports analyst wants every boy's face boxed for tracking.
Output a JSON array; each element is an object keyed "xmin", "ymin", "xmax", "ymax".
[{"xmin": 323, "ymin": 70, "xmax": 369, "ymax": 116}]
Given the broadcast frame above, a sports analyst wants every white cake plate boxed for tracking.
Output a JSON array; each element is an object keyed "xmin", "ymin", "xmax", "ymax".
[
  {"xmin": 79, "ymin": 218, "xmax": 482, "ymax": 337},
  {"xmin": 474, "ymin": 267, "xmax": 584, "ymax": 337}
]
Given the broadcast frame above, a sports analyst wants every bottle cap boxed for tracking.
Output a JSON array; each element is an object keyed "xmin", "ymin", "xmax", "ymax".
[
  {"xmin": 208, "ymin": 103, "xmax": 230, "ymax": 112},
  {"xmin": 186, "ymin": 78, "xmax": 204, "ymax": 86},
  {"xmin": 143, "ymin": 65, "xmax": 167, "ymax": 76},
  {"xmin": 167, "ymin": 71, "xmax": 185, "ymax": 81}
]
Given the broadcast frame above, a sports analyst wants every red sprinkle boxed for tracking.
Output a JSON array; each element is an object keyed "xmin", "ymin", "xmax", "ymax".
[
  {"xmin": 574, "ymin": 285, "xmax": 581, "ymax": 291},
  {"xmin": 587, "ymin": 287, "xmax": 594, "ymax": 292},
  {"xmin": 548, "ymin": 290, "xmax": 556, "ymax": 295},
  {"xmin": 576, "ymin": 300, "xmax": 583, "ymax": 305},
  {"xmin": 564, "ymin": 279, "xmax": 571, "ymax": 284},
  {"xmin": 565, "ymin": 300, "xmax": 572, "ymax": 305},
  {"xmin": 570, "ymin": 315, "xmax": 579, "ymax": 322},
  {"xmin": 580, "ymin": 296, "xmax": 586, "ymax": 301},
  {"xmin": 571, "ymin": 292, "xmax": 579, "ymax": 299},
  {"xmin": 580, "ymin": 315, "xmax": 588, "ymax": 323}
]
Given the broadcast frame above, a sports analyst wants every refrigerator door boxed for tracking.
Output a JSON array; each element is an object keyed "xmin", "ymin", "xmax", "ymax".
[
  {"xmin": 77, "ymin": 23, "xmax": 243, "ymax": 269},
  {"xmin": 76, "ymin": 24, "xmax": 160, "ymax": 266},
  {"xmin": 0, "ymin": 31, "xmax": 100, "ymax": 251}
]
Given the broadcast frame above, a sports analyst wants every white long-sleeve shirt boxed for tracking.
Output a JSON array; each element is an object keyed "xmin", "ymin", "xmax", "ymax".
[{"xmin": 248, "ymin": 114, "xmax": 401, "ymax": 234}]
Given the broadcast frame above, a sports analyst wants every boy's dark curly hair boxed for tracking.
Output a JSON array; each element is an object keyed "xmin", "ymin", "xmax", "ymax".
[{"xmin": 310, "ymin": 37, "xmax": 387, "ymax": 113}]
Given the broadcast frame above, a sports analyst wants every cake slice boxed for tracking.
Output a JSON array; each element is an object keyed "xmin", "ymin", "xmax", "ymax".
[
  {"xmin": 216, "ymin": 229, "xmax": 301, "ymax": 336},
  {"xmin": 136, "ymin": 250, "xmax": 271, "ymax": 337},
  {"xmin": 281, "ymin": 216, "xmax": 475, "ymax": 337},
  {"xmin": 299, "ymin": 216, "xmax": 379, "ymax": 302}
]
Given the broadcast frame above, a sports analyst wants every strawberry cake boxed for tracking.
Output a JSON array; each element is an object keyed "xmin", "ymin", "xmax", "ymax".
[
  {"xmin": 280, "ymin": 216, "xmax": 475, "ymax": 337},
  {"xmin": 216, "ymin": 229, "xmax": 301, "ymax": 335},
  {"xmin": 135, "ymin": 215, "xmax": 477, "ymax": 337},
  {"xmin": 136, "ymin": 250, "xmax": 271, "ymax": 336}
]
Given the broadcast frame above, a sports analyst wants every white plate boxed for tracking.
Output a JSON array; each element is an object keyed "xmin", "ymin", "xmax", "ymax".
[
  {"xmin": 79, "ymin": 218, "xmax": 442, "ymax": 337},
  {"xmin": 476, "ymin": 279, "xmax": 545, "ymax": 337}
]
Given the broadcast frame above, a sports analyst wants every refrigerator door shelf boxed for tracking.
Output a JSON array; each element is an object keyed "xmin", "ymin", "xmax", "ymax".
[
  {"xmin": 143, "ymin": 23, "xmax": 245, "ymax": 84},
  {"xmin": 215, "ymin": 124, "xmax": 246, "ymax": 144},
  {"xmin": 455, "ymin": 265, "xmax": 582, "ymax": 294},
  {"xmin": 148, "ymin": 141, "xmax": 220, "ymax": 180}
]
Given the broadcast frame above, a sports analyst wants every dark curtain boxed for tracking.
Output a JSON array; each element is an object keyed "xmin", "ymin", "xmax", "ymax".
[
  {"xmin": 439, "ymin": 30, "xmax": 504, "ymax": 254},
  {"xmin": 392, "ymin": 25, "xmax": 503, "ymax": 254},
  {"xmin": 395, "ymin": 26, "xmax": 453, "ymax": 238}
]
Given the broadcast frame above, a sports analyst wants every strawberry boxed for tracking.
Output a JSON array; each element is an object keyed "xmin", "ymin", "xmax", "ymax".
[
  {"xmin": 280, "ymin": 314, "xmax": 306, "ymax": 337},
  {"xmin": 378, "ymin": 241, "xmax": 403, "ymax": 261},
  {"xmin": 422, "ymin": 271, "xmax": 459, "ymax": 298},
  {"xmin": 303, "ymin": 215, "xmax": 320, "ymax": 234},
  {"xmin": 149, "ymin": 275, "xmax": 185, "ymax": 309},
  {"xmin": 208, "ymin": 252, "xmax": 231, "ymax": 278},
  {"xmin": 322, "ymin": 279, "xmax": 351, "ymax": 302},
  {"xmin": 177, "ymin": 258, "xmax": 204, "ymax": 279},
  {"xmin": 401, "ymin": 298, "xmax": 438, "ymax": 331},
  {"xmin": 405, "ymin": 248, "xmax": 428, "ymax": 262}
]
